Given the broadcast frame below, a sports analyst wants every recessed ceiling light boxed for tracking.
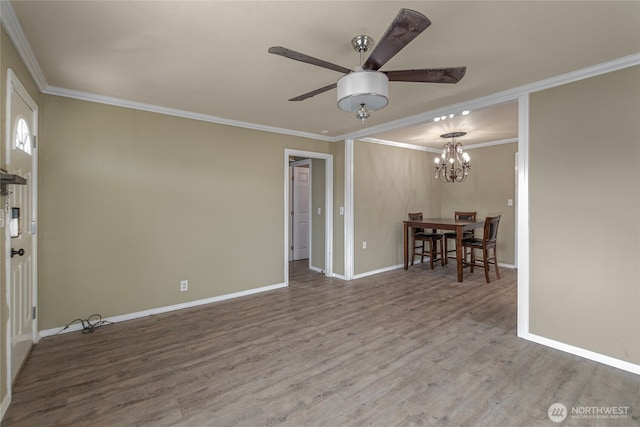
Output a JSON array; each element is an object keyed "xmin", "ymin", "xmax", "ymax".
[
  {"xmin": 462, "ymin": 110, "xmax": 470, "ymax": 115},
  {"xmin": 320, "ymin": 130, "xmax": 329, "ymax": 134}
]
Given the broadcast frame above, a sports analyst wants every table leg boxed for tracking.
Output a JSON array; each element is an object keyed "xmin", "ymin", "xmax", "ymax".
[
  {"xmin": 403, "ymin": 223, "xmax": 409, "ymax": 270},
  {"xmin": 455, "ymin": 227, "xmax": 464, "ymax": 282}
]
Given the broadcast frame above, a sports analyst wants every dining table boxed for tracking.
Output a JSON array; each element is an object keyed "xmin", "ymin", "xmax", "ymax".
[{"xmin": 403, "ymin": 217, "xmax": 484, "ymax": 282}]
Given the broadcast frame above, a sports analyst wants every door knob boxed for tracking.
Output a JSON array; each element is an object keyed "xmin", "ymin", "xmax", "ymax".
[{"xmin": 11, "ymin": 248, "xmax": 25, "ymax": 257}]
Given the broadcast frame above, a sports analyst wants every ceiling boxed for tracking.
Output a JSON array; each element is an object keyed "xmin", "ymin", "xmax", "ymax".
[{"xmin": 5, "ymin": 1, "xmax": 640, "ymax": 148}]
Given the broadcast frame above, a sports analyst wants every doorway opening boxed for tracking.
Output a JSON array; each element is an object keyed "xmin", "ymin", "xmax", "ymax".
[{"xmin": 284, "ymin": 149, "xmax": 333, "ymax": 286}]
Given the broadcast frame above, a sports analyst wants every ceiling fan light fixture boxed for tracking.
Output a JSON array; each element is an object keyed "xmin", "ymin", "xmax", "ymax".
[{"xmin": 337, "ymin": 71, "xmax": 389, "ymax": 113}]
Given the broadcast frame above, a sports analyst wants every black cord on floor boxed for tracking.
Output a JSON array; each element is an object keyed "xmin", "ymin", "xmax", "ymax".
[{"xmin": 57, "ymin": 314, "xmax": 113, "ymax": 335}]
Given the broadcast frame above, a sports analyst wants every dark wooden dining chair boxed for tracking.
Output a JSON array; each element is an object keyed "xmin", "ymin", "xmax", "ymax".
[
  {"xmin": 462, "ymin": 215, "xmax": 501, "ymax": 283},
  {"xmin": 443, "ymin": 211, "xmax": 477, "ymax": 265},
  {"xmin": 408, "ymin": 212, "xmax": 444, "ymax": 269}
]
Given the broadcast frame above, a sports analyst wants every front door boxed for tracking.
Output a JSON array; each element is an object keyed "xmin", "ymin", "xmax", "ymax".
[{"xmin": 5, "ymin": 70, "xmax": 38, "ymax": 383}]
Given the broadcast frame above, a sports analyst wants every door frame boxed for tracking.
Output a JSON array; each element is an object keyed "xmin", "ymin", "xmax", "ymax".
[
  {"xmin": 289, "ymin": 159, "xmax": 311, "ymax": 263},
  {"xmin": 284, "ymin": 149, "xmax": 333, "ymax": 285},
  {"xmin": 4, "ymin": 69, "xmax": 39, "ymax": 394}
]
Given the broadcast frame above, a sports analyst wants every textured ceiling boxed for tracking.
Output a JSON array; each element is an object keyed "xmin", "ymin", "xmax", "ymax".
[{"xmin": 7, "ymin": 1, "xmax": 640, "ymax": 145}]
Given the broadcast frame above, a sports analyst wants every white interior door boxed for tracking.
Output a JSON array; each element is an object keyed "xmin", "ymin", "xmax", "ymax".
[
  {"xmin": 291, "ymin": 165, "xmax": 310, "ymax": 260},
  {"xmin": 5, "ymin": 70, "xmax": 38, "ymax": 384}
]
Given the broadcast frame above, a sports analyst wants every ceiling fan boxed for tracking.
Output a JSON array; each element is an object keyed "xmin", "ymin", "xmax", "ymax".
[{"xmin": 268, "ymin": 8, "xmax": 466, "ymax": 122}]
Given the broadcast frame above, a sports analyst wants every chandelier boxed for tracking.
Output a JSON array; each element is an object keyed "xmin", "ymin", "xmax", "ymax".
[{"xmin": 434, "ymin": 132, "xmax": 471, "ymax": 183}]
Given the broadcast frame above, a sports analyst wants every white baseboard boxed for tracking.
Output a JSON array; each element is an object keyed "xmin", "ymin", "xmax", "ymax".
[
  {"xmin": 309, "ymin": 265, "xmax": 324, "ymax": 274},
  {"xmin": 39, "ymin": 282, "xmax": 287, "ymax": 338},
  {"xmin": 498, "ymin": 262, "xmax": 516, "ymax": 269},
  {"xmin": 353, "ymin": 263, "xmax": 403, "ymax": 280},
  {"xmin": 524, "ymin": 332, "xmax": 640, "ymax": 375},
  {"xmin": 353, "ymin": 262, "xmax": 516, "ymax": 281}
]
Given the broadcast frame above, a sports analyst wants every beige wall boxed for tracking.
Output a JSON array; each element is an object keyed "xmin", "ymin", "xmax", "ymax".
[
  {"xmin": 352, "ymin": 140, "xmax": 517, "ymax": 275},
  {"xmin": 353, "ymin": 140, "xmax": 440, "ymax": 275},
  {"xmin": 440, "ymin": 143, "xmax": 517, "ymax": 265},
  {"xmin": 38, "ymin": 95, "xmax": 336, "ymax": 330},
  {"xmin": 529, "ymin": 66, "xmax": 640, "ymax": 364},
  {"xmin": 1, "ymin": 27, "xmax": 41, "ymax": 410}
]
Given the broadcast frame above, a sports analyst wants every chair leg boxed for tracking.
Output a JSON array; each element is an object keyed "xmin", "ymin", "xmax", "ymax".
[
  {"xmin": 443, "ymin": 238, "xmax": 448, "ymax": 265},
  {"xmin": 470, "ymin": 248, "xmax": 475, "ymax": 273},
  {"xmin": 493, "ymin": 247, "xmax": 500, "ymax": 279},
  {"xmin": 428, "ymin": 240, "xmax": 435, "ymax": 270},
  {"xmin": 483, "ymin": 246, "xmax": 491, "ymax": 283},
  {"xmin": 420, "ymin": 241, "xmax": 426, "ymax": 264},
  {"xmin": 439, "ymin": 239, "xmax": 445, "ymax": 266}
]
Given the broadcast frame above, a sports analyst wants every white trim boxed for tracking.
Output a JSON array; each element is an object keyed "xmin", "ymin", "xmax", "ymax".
[
  {"xmin": 37, "ymin": 51, "xmax": 640, "ymax": 145},
  {"xmin": 524, "ymin": 333, "xmax": 640, "ymax": 376},
  {"xmin": 309, "ymin": 265, "xmax": 323, "ymax": 274},
  {"xmin": 324, "ymin": 157, "xmax": 334, "ymax": 277},
  {"xmin": 514, "ymin": 151, "xmax": 519, "ymax": 269},
  {"xmin": 359, "ymin": 138, "xmax": 433, "ymax": 152},
  {"xmin": 339, "ymin": 53, "xmax": 640, "ymax": 142},
  {"xmin": 0, "ymin": 1, "xmax": 47, "ymax": 91},
  {"xmin": 516, "ymin": 94, "xmax": 530, "ymax": 339},
  {"xmin": 45, "ymin": 86, "xmax": 334, "ymax": 142},
  {"xmin": 344, "ymin": 139, "xmax": 354, "ymax": 280},
  {"xmin": 466, "ymin": 138, "xmax": 518, "ymax": 150},
  {"xmin": 353, "ymin": 264, "xmax": 403, "ymax": 280},
  {"xmin": 283, "ymin": 149, "xmax": 333, "ymax": 286},
  {"xmin": 360, "ymin": 136, "xmax": 518, "ymax": 153},
  {"xmin": 40, "ymin": 282, "xmax": 288, "ymax": 338},
  {"xmin": 353, "ymin": 263, "xmax": 517, "ymax": 280},
  {"xmin": 498, "ymin": 262, "xmax": 516, "ymax": 269}
]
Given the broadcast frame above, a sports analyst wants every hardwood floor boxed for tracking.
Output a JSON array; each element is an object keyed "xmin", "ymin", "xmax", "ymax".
[{"xmin": 3, "ymin": 261, "xmax": 638, "ymax": 426}]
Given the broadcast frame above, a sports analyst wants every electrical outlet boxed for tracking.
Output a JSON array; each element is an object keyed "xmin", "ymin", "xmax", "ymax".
[
  {"xmin": 362, "ymin": 241, "xmax": 367, "ymax": 249},
  {"xmin": 180, "ymin": 280, "xmax": 188, "ymax": 292}
]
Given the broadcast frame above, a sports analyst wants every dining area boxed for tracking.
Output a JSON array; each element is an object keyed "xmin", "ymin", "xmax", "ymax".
[{"xmin": 403, "ymin": 212, "xmax": 502, "ymax": 283}]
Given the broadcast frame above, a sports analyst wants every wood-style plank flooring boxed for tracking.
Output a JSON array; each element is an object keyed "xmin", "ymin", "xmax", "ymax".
[{"xmin": 3, "ymin": 261, "xmax": 639, "ymax": 426}]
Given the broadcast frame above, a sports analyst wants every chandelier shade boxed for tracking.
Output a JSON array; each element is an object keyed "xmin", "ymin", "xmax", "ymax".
[
  {"xmin": 434, "ymin": 131, "xmax": 471, "ymax": 183},
  {"xmin": 337, "ymin": 71, "xmax": 389, "ymax": 114}
]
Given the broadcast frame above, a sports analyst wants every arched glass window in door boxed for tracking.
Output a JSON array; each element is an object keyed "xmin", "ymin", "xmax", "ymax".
[{"xmin": 15, "ymin": 117, "xmax": 32, "ymax": 155}]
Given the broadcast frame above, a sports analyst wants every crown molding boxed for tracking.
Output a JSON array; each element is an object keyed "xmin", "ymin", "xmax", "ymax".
[
  {"xmin": 360, "ymin": 136, "xmax": 518, "ymax": 153},
  {"xmin": 43, "ymin": 85, "xmax": 335, "ymax": 142},
  {"xmin": 465, "ymin": 137, "xmax": 518, "ymax": 150},
  {"xmin": 359, "ymin": 137, "xmax": 435, "ymax": 152},
  {"xmin": 339, "ymin": 53, "xmax": 640, "ymax": 142},
  {"xmin": 0, "ymin": 0, "xmax": 47, "ymax": 91}
]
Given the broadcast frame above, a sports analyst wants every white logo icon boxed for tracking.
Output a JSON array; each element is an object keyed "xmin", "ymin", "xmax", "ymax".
[{"xmin": 548, "ymin": 403, "xmax": 568, "ymax": 422}]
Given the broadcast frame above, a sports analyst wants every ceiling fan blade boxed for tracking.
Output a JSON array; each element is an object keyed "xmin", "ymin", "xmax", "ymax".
[
  {"xmin": 269, "ymin": 46, "xmax": 352, "ymax": 74},
  {"xmin": 288, "ymin": 83, "xmax": 338, "ymax": 101},
  {"xmin": 363, "ymin": 9, "xmax": 431, "ymax": 71},
  {"xmin": 385, "ymin": 67, "xmax": 467, "ymax": 83}
]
